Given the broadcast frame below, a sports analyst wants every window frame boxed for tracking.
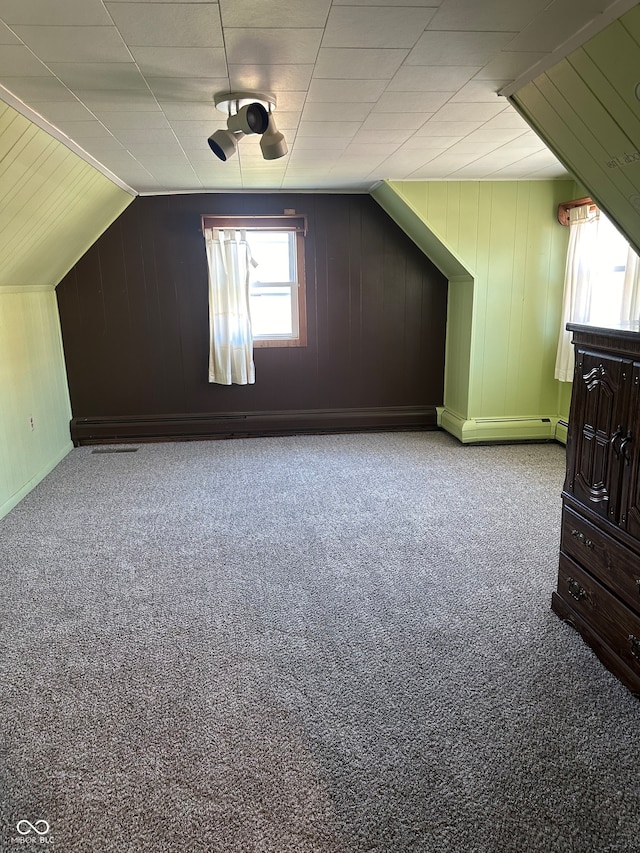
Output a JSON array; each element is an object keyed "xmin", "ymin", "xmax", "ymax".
[{"xmin": 201, "ymin": 214, "xmax": 307, "ymax": 348}]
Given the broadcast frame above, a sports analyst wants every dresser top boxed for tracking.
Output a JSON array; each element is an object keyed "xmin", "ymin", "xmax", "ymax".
[{"xmin": 567, "ymin": 321, "xmax": 640, "ymax": 338}]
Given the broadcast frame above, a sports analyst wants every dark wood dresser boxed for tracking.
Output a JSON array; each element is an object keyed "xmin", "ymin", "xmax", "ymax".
[{"xmin": 553, "ymin": 323, "xmax": 640, "ymax": 694}]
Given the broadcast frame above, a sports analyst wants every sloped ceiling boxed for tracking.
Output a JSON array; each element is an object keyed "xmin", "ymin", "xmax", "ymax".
[
  {"xmin": 508, "ymin": 4, "xmax": 640, "ymax": 255},
  {"xmin": 0, "ymin": 100, "xmax": 133, "ymax": 289},
  {"xmin": 0, "ymin": 0, "xmax": 636, "ymax": 193}
]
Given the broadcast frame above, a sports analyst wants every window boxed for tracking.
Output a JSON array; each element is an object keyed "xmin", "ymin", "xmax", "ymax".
[
  {"xmin": 201, "ymin": 215, "xmax": 307, "ymax": 348},
  {"xmin": 555, "ymin": 201, "xmax": 640, "ymax": 381}
]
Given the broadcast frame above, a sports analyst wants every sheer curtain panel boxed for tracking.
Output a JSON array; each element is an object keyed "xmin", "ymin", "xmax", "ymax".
[
  {"xmin": 205, "ymin": 228, "xmax": 255, "ymax": 385},
  {"xmin": 555, "ymin": 204, "xmax": 599, "ymax": 382}
]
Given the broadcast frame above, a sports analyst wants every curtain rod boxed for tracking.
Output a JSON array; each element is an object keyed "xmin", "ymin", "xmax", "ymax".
[{"xmin": 557, "ymin": 197, "xmax": 596, "ymax": 226}]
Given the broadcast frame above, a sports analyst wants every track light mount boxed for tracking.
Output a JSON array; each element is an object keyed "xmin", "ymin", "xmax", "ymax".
[
  {"xmin": 214, "ymin": 91, "xmax": 277, "ymax": 117},
  {"xmin": 210, "ymin": 91, "xmax": 286, "ymax": 162}
]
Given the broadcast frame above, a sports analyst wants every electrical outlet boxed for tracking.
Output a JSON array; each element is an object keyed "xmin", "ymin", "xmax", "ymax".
[{"xmin": 29, "ymin": 416, "xmax": 35, "ymax": 431}]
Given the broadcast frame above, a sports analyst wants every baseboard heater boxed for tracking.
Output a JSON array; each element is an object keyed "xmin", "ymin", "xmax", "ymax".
[
  {"xmin": 474, "ymin": 417, "xmax": 552, "ymax": 423},
  {"xmin": 70, "ymin": 406, "xmax": 439, "ymax": 445}
]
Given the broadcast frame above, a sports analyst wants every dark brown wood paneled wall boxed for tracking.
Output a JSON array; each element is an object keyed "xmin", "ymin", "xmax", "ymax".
[{"xmin": 56, "ymin": 193, "xmax": 448, "ymax": 444}]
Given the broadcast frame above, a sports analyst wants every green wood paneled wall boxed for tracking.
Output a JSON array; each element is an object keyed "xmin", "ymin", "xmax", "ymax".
[
  {"xmin": 0, "ymin": 100, "xmax": 135, "ymax": 518},
  {"xmin": 376, "ymin": 180, "xmax": 572, "ymax": 435},
  {"xmin": 0, "ymin": 101, "xmax": 134, "ymax": 288},
  {"xmin": 511, "ymin": 5, "xmax": 640, "ymax": 255},
  {"xmin": 0, "ymin": 289, "xmax": 72, "ymax": 518}
]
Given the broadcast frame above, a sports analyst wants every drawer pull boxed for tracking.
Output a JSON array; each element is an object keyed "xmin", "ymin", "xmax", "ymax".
[
  {"xmin": 570, "ymin": 529, "xmax": 594, "ymax": 550},
  {"xmin": 567, "ymin": 577, "xmax": 587, "ymax": 601},
  {"xmin": 629, "ymin": 635, "xmax": 640, "ymax": 661},
  {"xmin": 621, "ymin": 430, "xmax": 634, "ymax": 465}
]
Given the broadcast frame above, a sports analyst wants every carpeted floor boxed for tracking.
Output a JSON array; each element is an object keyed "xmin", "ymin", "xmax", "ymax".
[{"xmin": 1, "ymin": 431, "xmax": 639, "ymax": 852}]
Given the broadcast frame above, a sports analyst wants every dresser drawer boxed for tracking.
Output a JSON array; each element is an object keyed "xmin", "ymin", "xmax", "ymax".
[
  {"xmin": 557, "ymin": 553, "xmax": 640, "ymax": 677},
  {"xmin": 561, "ymin": 505, "xmax": 640, "ymax": 613}
]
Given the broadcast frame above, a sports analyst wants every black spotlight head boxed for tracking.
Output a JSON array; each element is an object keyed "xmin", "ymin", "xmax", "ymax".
[
  {"xmin": 207, "ymin": 129, "xmax": 242, "ymax": 161},
  {"xmin": 227, "ymin": 103, "xmax": 269, "ymax": 135},
  {"xmin": 246, "ymin": 103, "xmax": 269, "ymax": 134}
]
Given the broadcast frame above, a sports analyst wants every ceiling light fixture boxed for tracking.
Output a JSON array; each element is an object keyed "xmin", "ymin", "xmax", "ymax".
[{"xmin": 209, "ymin": 91, "xmax": 287, "ymax": 162}]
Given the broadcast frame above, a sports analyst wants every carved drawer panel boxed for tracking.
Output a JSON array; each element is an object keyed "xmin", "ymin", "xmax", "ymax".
[
  {"xmin": 558, "ymin": 553, "xmax": 640, "ymax": 676},
  {"xmin": 561, "ymin": 505, "xmax": 640, "ymax": 613}
]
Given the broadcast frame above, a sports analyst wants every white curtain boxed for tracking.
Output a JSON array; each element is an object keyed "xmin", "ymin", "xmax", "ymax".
[
  {"xmin": 621, "ymin": 246, "xmax": 640, "ymax": 323},
  {"xmin": 555, "ymin": 204, "xmax": 599, "ymax": 382},
  {"xmin": 205, "ymin": 228, "xmax": 255, "ymax": 385},
  {"xmin": 555, "ymin": 206, "xmax": 640, "ymax": 382}
]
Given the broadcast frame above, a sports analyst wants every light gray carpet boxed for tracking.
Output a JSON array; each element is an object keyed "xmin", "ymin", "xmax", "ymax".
[{"xmin": 1, "ymin": 431, "xmax": 639, "ymax": 853}]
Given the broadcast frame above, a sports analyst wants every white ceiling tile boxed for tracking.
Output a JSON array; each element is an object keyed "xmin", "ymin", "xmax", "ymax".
[
  {"xmin": 228, "ymin": 64, "xmax": 314, "ymax": 92},
  {"xmin": 287, "ymin": 150, "xmax": 342, "ymax": 164},
  {"xmin": 451, "ymin": 153, "xmax": 527, "ymax": 177},
  {"xmin": 427, "ymin": 0, "xmax": 549, "ymax": 32},
  {"xmin": 387, "ymin": 65, "xmax": 480, "ymax": 92},
  {"xmin": 270, "ymin": 92, "xmax": 306, "ymax": 111},
  {"xmin": 90, "ymin": 150, "xmax": 145, "ymax": 168},
  {"xmin": 220, "ymin": 0, "xmax": 332, "ymax": 28},
  {"xmin": 333, "ymin": 0, "xmax": 443, "ymax": 5},
  {"xmin": 145, "ymin": 77, "xmax": 230, "ymax": 101},
  {"xmin": 0, "ymin": 76, "xmax": 76, "ymax": 101},
  {"xmin": 314, "ymin": 48, "xmax": 407, "ymax": 79},
  {"xmin": 0, "ymin": 22, "xmax": 21, "ymax": 44},
  {"xmin": 307, "ymin": 79, "xmax": 387, "ymax": 102},
  {"xmin": 362, "ymin": 111, "xmax": 431, "ymax": 130},
  {"xmin": 75, "ymin": 91, "xmax": 162, "ymax": 111},
  {"xmin": 373, "ymin": 90, "xmax": 451, "ymax": 112},
  {"xmin": 159, "ymin": 102, "xmax": 220, "ymax": 120},
  {"xmin": 462, "ymin": 127, "xmax": 529, "ymax": 144},
  {"xmin": 131, "ymin": 47, "xmax": 227, "ymax": 77},
  {"xmin": 496, "ymin": 134, "xmax": 545, "ymax": 153},
  {"xmin": 0, "ymin": 45, "xmax": 49, "ymax": 75},
  {"xmin": 406, "ymin": 31, "xmax": 514, "ymax": 65},
  {"xmin": 28, "ymin": 101, "xmax": 99, "ymax": 122},
  {"xmin": 449, "ymin": 80, "xmax": 509, "ymax": 102},
  {"xmin": 0, "ymin": 0, "xmax": 112, "ymax": 25},
  {"xmin": 292, "ymin": 136, "xmax": 350, "ymax": 150},
  {"xmin": 127, "ymin": 152, "xmax": 188, "ymax": 166},
  {"xmin": 522, "ymin": 163, "xmax": 568, "ymax": 178},
  {"xmin": 225, "ymin": 28, "xmax": 323, "ymax": 65},
  {"xmin": 485, "ymin": 149, "xmax": 566, "ymax": 177},
  {"xmin": 0, "ymin": 0, "xmax": 597, "ymax": 191},
  {"xmin": 115, "ymin": 127, "xmax": 179, "ymax": 144},
  {"xmin": 74, "ymin": 137, "xmax": 126, "ymax": 151},
  {"xmin": 302, "ymin": 102, "xmax": 373, "ymax": 122},
  {"xmin": 170, "ymin": 119, "xmax": 225, "ymax": 137},
  {"xmin": 409, "ymin": 152, "xmax": 475, "ymax": 177},
  {"xmin": 264, "ymin": 111, "xmax": 300, "ymax": 130},
  {"xmin": 412, "ymin": 120, "xmax": 483, "ymax": 136},
  {"xmin": 445, "ymin": 140, "xmax": 503, "ymax": 155},
  {"xmin": 13, "ymin": 26, "xmax": 130, "ymax": 63},
  {"xmin": 48, "ymin": 63, "xmax": 147, "ymax": 91},
  {"xmin": 429, "ymin": 102, "xmax": 508, "ymax": 122},
  {"xmin": 105, "ymin": 3, "xmax": 223, "ymax": 47},
  {"xmin": 297, "ymin": 120, "xmax": 361, "ymax": 139},
  {"xmin": 340, "ymin": 142, "xmax": 399, "ymax": 158},
  {"xmin": 475, "ymin": 52, "xmax": 547, "ymax": 80},
  {"xmin": 323, "ymin": 6, "xmax": 438, "ymax": 48},
  {"xmin": 53, "ymin": 120, "xmax": 115, "ymax": 138},
  {"xmin": 350, "ymin": 129, "xmax": 413, "ymax": 144},
  {"xmin": 96, "ymin": 112, "xmax": 172, "ymax": 129},
  {"xmin": 376, "ymin": 149, "xmax": 433, "ymax": 172},
  {"xmin": 402, "ymin": 134, "xmax": 460, "ymax": 148},
  {"xmin": 504, "ymin": 0, "xmax": 611, "ymax": 53},
  {"xmin": 482, "ymin": 109, "xmax": 531, "ymax": 129}
]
